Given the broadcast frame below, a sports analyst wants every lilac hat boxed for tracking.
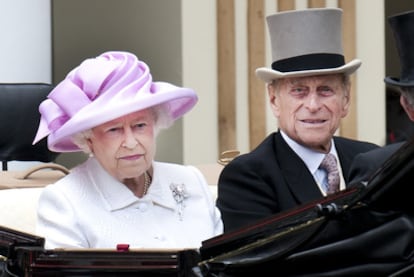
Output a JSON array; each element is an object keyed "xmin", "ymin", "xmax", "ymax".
[{"xmin": 33, "ymin": 51, "xmax": 198, "ymax": 152}]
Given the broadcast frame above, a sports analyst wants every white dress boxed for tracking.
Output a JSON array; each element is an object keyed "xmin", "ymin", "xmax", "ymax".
[{"xmin": 36, "ymin": 158, "xmax": 223, "ymax": 249}]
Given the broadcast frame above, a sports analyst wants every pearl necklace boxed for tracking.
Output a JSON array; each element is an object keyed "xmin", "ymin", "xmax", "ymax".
[{"xmin": 143, "ymin": 171, "xmax": 152, "ymax": 196}]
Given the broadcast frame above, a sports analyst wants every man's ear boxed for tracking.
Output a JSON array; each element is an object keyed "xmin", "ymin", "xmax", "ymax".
[
  {"xmin": 400, "ymin": 95, "xmax": 414, "ymax": 121},
  {"xmin": 341, "ymin": 89, "xmax": 351, "ymax": 118},
  {"xmin": 268, "ymin": 84, "xmax": 280, "ymax": 117}
]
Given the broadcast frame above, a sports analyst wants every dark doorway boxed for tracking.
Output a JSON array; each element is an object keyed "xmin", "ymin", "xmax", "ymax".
[{"xmin": 385, "ymin": 1, "xmax": 414, "ymax": 144}]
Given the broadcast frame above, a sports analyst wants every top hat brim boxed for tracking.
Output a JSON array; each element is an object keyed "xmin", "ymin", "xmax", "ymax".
[
  {"xmin": 256, "ymin": 59, "xmax": 362, "ymax": 83},
  {"xmin": 384, "ymin": 76, "xmax": 414, "ymax": 87}
]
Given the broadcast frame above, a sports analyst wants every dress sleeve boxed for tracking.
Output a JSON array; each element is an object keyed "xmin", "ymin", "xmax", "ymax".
[{"xmin": 187, "ymin": 165, "xmax": 224, "ymax": 236}]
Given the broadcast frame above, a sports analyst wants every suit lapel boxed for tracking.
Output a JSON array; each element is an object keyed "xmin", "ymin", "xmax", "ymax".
[
  {"xmin": 333, "ymin": 138, "xmax": 353, "ymax": 183},
  {"xmin": 274, "ymin": 133, "xmax": 324, "ymax": 203}
]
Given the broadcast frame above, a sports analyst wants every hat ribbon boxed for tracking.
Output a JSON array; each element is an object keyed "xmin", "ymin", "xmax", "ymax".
[
  {"xmin": 272, "ymin": 53, "xmax": 345, "ymax": 72},
  {"xmin": 32, "ymin": 80, "xmax": 94, "ymax": 144}
]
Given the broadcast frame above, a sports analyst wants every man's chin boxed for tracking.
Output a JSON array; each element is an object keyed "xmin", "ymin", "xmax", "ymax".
[{"xmin": 299, "ymin": 136, "xmax": 331, "ymax": 152}]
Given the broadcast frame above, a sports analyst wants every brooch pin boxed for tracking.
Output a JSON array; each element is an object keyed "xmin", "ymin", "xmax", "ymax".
[{"xmin": 170, "ymin": 183, "xmax": 188, "ymax": 220}]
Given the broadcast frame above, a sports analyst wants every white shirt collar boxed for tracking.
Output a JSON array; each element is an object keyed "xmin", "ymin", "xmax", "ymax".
[
  {"xmin": 280, "ymin": 130, "xmax": 339, "ymax": 175},
  {"xmin": 86, "ymin": 158, "xmax": 176, "ymax": 211}
]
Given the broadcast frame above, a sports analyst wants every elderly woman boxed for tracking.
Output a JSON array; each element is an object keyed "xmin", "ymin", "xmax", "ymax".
[{"xmin": 33, "ymin": 51, "xmax": 223, "ymax": 249}]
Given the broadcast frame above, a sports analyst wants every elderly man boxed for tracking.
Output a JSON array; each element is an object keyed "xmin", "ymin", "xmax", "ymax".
[{"xmin": 217, "ymin": 8, "xmax": 378, "ymax": 232}]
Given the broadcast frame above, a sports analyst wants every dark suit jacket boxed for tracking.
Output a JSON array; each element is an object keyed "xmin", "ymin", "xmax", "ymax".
[
  {"xmin": 216, "ymin": 131, "xmax": 379, "ymax": 232},
  {"xmin": 348, "ymin": 142, "xmax": 404, "ymax": 185}
]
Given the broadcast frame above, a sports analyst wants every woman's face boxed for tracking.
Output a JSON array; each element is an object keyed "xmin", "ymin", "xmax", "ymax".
[{"xmin": 87, "ymin": 109, "xmax": 156, "ymax": 183}]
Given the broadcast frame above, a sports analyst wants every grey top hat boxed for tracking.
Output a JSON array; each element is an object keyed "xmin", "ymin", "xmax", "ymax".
[
  {"xmin": 256, "ymin": 8, "xmax": 362, "ymax": 83},
  {"xmin": 384, "ymin": 10, "xmax": 414, "ymax": 87}
]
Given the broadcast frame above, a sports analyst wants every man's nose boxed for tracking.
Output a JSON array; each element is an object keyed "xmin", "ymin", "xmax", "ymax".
[{"xmin": 305, "ymin": 93, "xmax": 322, "ymax": 111}]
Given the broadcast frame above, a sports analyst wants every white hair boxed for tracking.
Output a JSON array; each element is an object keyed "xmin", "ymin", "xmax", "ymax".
[{"xmin": 71, "ymin": 104, "xmax": 174, "ymax": 154}]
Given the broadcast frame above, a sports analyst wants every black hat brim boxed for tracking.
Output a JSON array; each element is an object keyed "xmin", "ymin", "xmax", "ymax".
[{"xmin": 384, "ymin": 76, "xmax": 414, "ymax": 87}]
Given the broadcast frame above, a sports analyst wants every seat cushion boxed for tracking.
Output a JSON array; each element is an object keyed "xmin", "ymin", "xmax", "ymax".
[{"xmin": 0, "ymin": 187, "xmax": 43, "ymax": 234}]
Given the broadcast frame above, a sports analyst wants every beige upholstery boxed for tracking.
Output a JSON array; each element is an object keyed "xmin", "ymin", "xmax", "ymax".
[
  {"xmin": 0, "ymin": 187, "xmax": 43, "ymax": 234},
  {"xmin": 0, "ymin": 163, "xmax": 69, "ymax": 234},
  {"xmin": 194, "ymin": 150, "xmax": 239, "ymax": 198}
]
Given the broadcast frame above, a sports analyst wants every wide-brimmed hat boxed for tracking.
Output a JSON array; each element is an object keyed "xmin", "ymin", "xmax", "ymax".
[
  {"xmin": 33, "ymin": 51, "xmax": 198, "ymax": 152},
  {"xmin": 256, "ymin": 8, "xmax": 362, "ymax": 83},
  {"xmin": 384, "ymin": 10, "xmax": 414, "ymax": 87}
]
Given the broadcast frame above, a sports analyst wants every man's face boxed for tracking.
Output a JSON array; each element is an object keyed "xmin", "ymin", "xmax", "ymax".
[{"xmin": 269, "ymin": 74, "xmax": 350, "ymax": 153}]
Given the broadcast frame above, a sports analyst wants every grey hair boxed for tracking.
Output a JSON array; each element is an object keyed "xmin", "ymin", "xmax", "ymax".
[
  {"xmin": 71, "ymin": 103, "xmax": 174, "ymax": 154},
  {"xmin": 399, "ymin": 86, "xmax": 414, "ymax": 108}
]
